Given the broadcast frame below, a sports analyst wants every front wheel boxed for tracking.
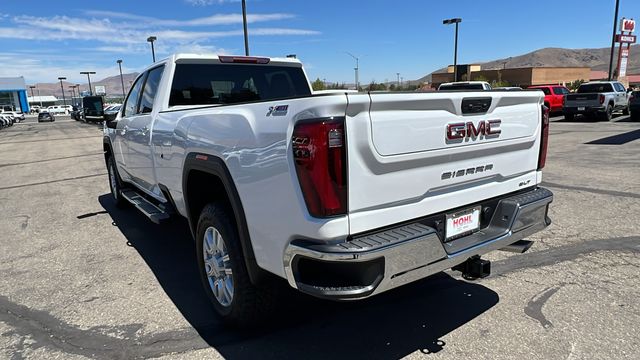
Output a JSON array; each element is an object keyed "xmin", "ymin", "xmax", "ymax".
[
  {"xmin": 196, "ymin": 203, "xmax": 278, "ymax": 327},
  {"xmin": 107, "ymin": 156, "xmax": 127, "ymax": 208}
]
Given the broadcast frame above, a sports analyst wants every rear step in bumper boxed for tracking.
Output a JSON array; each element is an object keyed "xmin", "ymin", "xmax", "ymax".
[{"xmin": 283, "ymin": 187, "xmax": 553, "ymax": 300}]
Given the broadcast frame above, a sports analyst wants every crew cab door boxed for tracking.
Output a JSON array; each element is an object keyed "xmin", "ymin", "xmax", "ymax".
[
  {"xmin": 125, "ymin": 65, "xmax": 165, "ymax": 195},
  {"xmin": 114, "ymin": 73, "xmax": 146, "ymax": 181},
  {"xmin": 613, "ymin": 82, "xmax": 628, "ymax": 108}
]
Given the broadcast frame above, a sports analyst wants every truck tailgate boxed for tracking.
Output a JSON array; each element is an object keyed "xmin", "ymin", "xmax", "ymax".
[{"xmin": 345, "ymin": 91, "xmax": 544, "ymax": 234}]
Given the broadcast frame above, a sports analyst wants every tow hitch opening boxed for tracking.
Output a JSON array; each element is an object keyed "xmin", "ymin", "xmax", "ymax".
[{"xmin": 452, "ymin": 255, "xmax": 491, "ymax": 280}]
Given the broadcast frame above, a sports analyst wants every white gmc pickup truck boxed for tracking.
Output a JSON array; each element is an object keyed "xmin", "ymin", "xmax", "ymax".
[{"xmin": 103, "ymin": 54, "xmax": 553, "ymax": 326}]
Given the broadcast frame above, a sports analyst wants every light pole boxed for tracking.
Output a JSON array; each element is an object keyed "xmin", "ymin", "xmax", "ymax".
[
  {"xmin": 608, "ymin": 0, "xmax": 620, "ymax": 80},
  {"xmin": 346, "ymin": 52, "xmax": 360, "ymax": 90},
  {"xmin": 69, "ymin": 85, "xmax": 77, "ymax": 104},
  {"xmin": 147, "ymin": 36, "xmax": 157, "ymax": 62},
  {"xmin": 242, "ymin": 0, "xmax": 249, "ymax": 56},
  {"xmin": 443, "ymin": 18, "xmax": 462, "ymax": 82},
  {"xmin": 29, "ymin": 85, "xmax": 35, "ymax": 99},
  {"xmin": 396, "ymin": 72, "xmax": 400, "ymax": 88},
  {"xmin": 117, "ymin": 59, "xmax": 126, "ymax": 99},
  {"xmin": 80, "ymin": 72, "xmax": 96, "ymax": 96},
  {"xmin": 76, "ymin": 84, "xmax": 81, "ymax": 96},
  {"xmin": 58, "ymin": 77, "xmax": 67, "ymax": 106}
]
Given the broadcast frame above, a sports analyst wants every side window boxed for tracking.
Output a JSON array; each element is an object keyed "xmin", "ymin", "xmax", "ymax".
[
  {"xmin": 123, "ymin": 74, "xmax": 146, "ymax": 117},
  {"xmin": 139, "ymin": 65, "xmax": 165, "ymax": 114},
  {"xmin": 614, "ymin": 83, "xmax": 625, "ymax": 92}
]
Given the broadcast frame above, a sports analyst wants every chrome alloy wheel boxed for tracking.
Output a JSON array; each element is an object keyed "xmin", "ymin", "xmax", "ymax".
[{"xmin": 203, "ymin": 226, "xmax": 234, "ymax": 307}]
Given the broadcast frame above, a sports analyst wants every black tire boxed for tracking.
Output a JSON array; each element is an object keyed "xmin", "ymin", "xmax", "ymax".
[
  {"xmin": 107, "ymin": 156, "xmax": 128, "ymax": 208},
  {"xmin": 563, "ymin": 114, "xmax": 574, "ymax": 121},
  {"xmin": 196, "ymin": 203, "xmax": 278, "ymax": 328},
  {"xmin": 602, "ymin": 104, "xmax": 613, "ymax": 121}
]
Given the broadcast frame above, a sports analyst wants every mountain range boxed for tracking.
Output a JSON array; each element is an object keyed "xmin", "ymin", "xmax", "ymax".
[
  {"xmin": 414, "ymin": 45, "xmax": 639, "ymax": 84},
  {"xmin": 30, "ymin": 73, "xmax": 139, "ymax": 99}
]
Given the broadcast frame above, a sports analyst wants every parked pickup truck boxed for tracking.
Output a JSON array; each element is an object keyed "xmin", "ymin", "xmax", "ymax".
[
  {"xmin": 103, "ymin": 54, "xmax": 553, "ymax": 326},
  {"xmin": 438, "ymin": 81, "xmax": 492, "ymax": 91},
  {"xmin": 563, "ymin": 81, "xmax": 629, "ymax": 121}
]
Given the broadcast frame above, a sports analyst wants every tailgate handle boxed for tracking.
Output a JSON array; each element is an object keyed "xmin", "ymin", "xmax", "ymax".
[{"xmin": 462, "ymin": 97, "xmax": 492, "ymax": 114}]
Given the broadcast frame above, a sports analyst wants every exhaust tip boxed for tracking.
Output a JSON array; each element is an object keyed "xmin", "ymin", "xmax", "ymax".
[{"xmin": 500, "ymin": 239, "xmax": 534, "ymax": 254}]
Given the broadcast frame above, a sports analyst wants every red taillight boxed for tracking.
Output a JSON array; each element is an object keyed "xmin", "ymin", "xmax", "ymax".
[
  {"xmin": 219, "ymin": 56, "xmax": 270, "ymax": 64},
  {"xmin": 538, "ymin": 105, "xmax": 550, "ymax": 170},
  {"xmin": 599, "ymin": 94, "xmax": 605, "ymax": 104},
  {"xmin": 630, "ymin": 94, "xmax": 635, "ymax": 102},
  {"xmin": 292, "ymin": 118, "xmax": 347, "ymax": 217},
  {"xmin": 562, "ymin": 95, "xmax": 566, "ymax": 106}
]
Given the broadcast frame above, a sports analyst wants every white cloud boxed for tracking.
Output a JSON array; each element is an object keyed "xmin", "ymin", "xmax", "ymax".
[
  {"xmin": 0, "ymin": 53, "xmax": 130, "ymax": 84},
  {"xmin": 184, "ymin": 0, "xmax": 241, "ymax": 6},
  {"xmin": 83, "ymin": 10, "xmax": 295, "ymax": 27}
]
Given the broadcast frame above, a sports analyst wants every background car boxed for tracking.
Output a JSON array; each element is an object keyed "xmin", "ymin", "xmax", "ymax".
[
  {"xmin": 103, "ymin": 105, "xmax": 121, "ymax": 121},
  {"xmin": 38, "ymin": 111, "xmax": 55, "ymax": 122},
  {"xmin": 528, "ymin": 85, "xmax": 570, "ymax": 113},
  {"xmin": 46, "ymin": 105, "xmax": 71, "ymax": 115}
]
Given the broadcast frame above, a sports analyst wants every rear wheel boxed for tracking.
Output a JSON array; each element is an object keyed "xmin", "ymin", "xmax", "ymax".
[
  {"xmin": 563, "ymin": 114, "xmax": 574, "ymax": 121},
  {"xmin": 602, "ymin": 104, "xmax": 613, "ymax": 121},
  {"xmin": 196, "ymin": 203, "xmax": 278, "ymax": 328}
]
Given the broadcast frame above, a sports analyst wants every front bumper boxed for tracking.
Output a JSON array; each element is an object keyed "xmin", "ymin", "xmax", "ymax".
[{"xmin": 283, "ymin": 187, "xmax": 553, "ymax": 300}]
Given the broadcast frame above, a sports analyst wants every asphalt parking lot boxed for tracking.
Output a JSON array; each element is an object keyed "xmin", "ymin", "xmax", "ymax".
[{"xmin": 1, "ymin": 113, "xmax": 639, "ymax": 359}]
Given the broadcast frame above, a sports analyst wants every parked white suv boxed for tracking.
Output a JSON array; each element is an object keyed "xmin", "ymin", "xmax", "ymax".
[{"xmin": 46, "ymin": 105, "xmax": 72, "ymax": 115}]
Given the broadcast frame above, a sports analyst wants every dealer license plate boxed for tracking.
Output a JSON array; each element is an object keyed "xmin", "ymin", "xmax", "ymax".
[
  {"xmin": 578, "ymin": 107, "xmax": 585, "ymax": 111},
  {"xmin": 445, "ymin": 206, "xmax": 481, "ymax": 240}
]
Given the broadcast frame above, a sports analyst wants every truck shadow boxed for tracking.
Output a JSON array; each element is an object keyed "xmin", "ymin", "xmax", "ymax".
[{"xmin": 99, "ymin": 194, "xmax": 499, "ymax": 359}]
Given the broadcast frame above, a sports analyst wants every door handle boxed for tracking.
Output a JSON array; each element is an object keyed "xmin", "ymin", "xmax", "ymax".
[{"xmin": 141, "ymin": 125, "xmax": 149, "ymax": 136}]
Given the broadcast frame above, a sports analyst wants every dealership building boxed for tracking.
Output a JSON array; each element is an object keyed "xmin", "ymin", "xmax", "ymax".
[
  {"xmin": 431, "ymin": 65, "xmax": 592, "ymax": 88},
  {"xmin": 0, "ymin": 77, "xmax": 30, "ymax": 113}
]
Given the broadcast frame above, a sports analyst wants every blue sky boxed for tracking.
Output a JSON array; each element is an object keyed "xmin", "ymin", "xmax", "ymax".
[{"xmin": 0, "ymin": 0, "xmax": 639, "ymax": 85}]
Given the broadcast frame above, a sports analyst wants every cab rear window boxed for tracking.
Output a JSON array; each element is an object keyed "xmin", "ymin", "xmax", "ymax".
[
  {"xmin": 577, "ymin": 84, "xmax": 613, "ymax": 93},
  {"xmin": 169, "ymin": 63, "xmax": 311, "ymax": 106}
]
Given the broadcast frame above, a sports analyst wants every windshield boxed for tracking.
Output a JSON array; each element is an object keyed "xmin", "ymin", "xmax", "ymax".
[{"xmin": 577, "ymin": 83, "xmax": 613, "ymax": 93}]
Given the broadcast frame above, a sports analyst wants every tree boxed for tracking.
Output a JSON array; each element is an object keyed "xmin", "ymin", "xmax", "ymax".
[
  {"xmin": 311, "ymin": 78, "xmax": 325, "ymax": 91},
  {"xmin": 568, "ymin": 79, "xmax": 586, "ymax": 92}
]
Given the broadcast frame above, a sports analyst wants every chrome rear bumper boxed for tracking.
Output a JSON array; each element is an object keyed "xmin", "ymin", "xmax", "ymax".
[{"xmin": 283, "ymin": 187, "xmax": 553, "ymax": 300}]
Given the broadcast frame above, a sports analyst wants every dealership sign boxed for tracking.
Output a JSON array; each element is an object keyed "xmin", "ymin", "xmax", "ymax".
[
  {"xmin": 94, "ymin": 85, "xmax": 106, "ymax": 96},
  {"xmin": 616, "ymin": 34, "xmax": 637, "ymax": 43},
  {"xmin": 620, "ymin": 18, "xmax": 635, "ymax": 33}
]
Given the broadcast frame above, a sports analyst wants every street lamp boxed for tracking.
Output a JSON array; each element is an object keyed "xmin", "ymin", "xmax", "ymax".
[
  {"xmin": 443, "ymin": 18, "xmax": 462, "ymax": 82},
  {"xmin": 28, "ymin": 85, "xmax": 35, "ymax": 99},
  {"xmin": 242, "ymin": 0, "xmax": 249, "ymax": 56},
  {"xmin": 80, "ymin": 72, "xmax": 96, "ymax": 96},
  {"xmin": 608, "ymin": 0, "xmax": 620, "ymax": 80},
  {"xmin": 396, "ymin": 72, "xmax": 400, "ymax": 88},
  {"xmin": 147, "ymin": 36, "xmax": 157, "ymax": 62},
  {"xmin": 117, "ymin": 59, "xmax": 126, "ymax": 99},
  {"xmin": 58, "ymin": 77, "xmax": 67, "ymax": 106},
  {"xmin": 346, "ymin": 52, "xmax": 360, "ymax": 90}
]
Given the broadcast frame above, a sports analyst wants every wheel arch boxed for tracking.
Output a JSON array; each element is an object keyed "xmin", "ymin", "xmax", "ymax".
[{"xmin": 182, "ymin": 153, "xmax": 269, "ymax": 285}]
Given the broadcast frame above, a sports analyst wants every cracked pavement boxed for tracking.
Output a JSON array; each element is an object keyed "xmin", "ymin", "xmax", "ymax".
[{"xmin": 0, "ymin": 115, "xmax": 639, "ymax": 359}]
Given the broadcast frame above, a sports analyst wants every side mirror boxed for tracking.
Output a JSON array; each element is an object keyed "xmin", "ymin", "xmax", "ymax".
[{"xmin": 105, "ymin": 119, "xmax": 118, "ymax": 129}]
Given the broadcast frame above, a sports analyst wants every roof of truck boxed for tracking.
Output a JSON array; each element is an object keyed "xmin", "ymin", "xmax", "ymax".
[{"xmin": 170, "ymin": 53, "xmax": 303, "ymax": 65}]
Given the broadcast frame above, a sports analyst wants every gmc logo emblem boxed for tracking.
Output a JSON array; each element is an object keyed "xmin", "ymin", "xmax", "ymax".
[{"xmin": 446, "ymin": 120, "xmax": 501, "ymax": 141}]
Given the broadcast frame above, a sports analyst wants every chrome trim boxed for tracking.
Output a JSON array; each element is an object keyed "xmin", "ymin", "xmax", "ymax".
[{"xmin": 283, "ymin": 187, "xmax": 553, "ymax": 299}]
